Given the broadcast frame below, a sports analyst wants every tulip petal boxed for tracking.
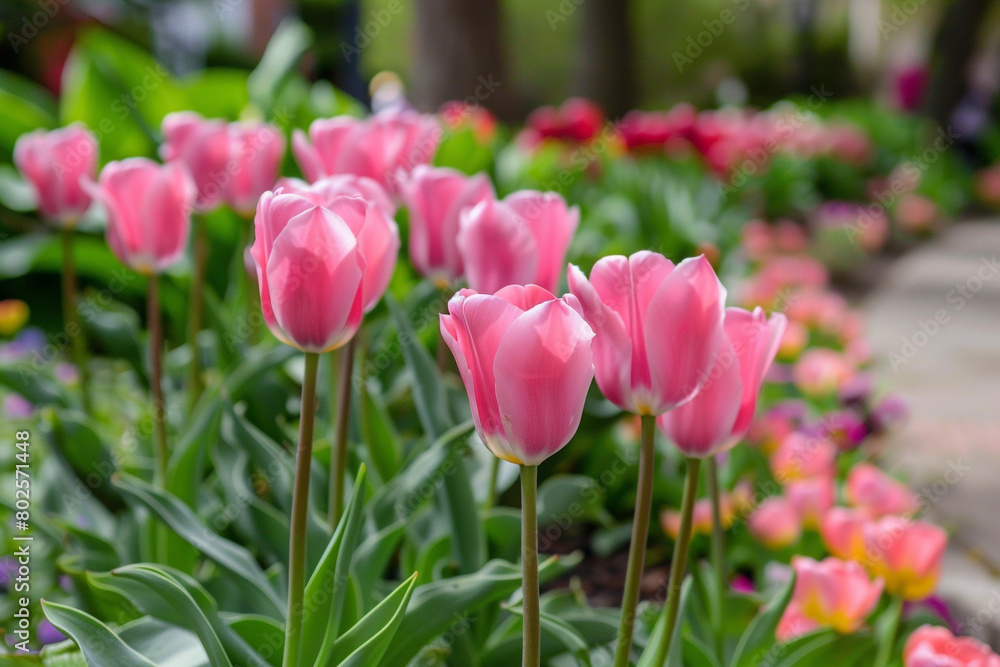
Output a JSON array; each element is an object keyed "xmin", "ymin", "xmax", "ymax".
[
  {"xmin": 505, "ymin": 191, "xmax": 578, "ymax": 293},
  {"xmin": 458, "ymin": 199, "xmax": 538, "ymax": 294},
  {"xmin": 725, "ymin": 307, "xmax": 787, "ymax": 437}
]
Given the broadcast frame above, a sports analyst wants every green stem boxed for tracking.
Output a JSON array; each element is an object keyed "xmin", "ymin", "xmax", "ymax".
[
  {"xmin": 874, "ymin": 595, "xmax": 903, "ymax": 667},
  {"xmin": 653, "ymin": 457, "xmax": 702, "ymax": 666},
  {"xmin": 329, "ymin": 337, "xmax": 356, "ymax": 529},
  {"xmin": 147, "ymin": 274, "xmax": 168, "ymax": 486},
  {"xmin": 707, "ymin": 455, "xmax": 726, "ymax": 660},
  {"xmin": 613, "ymin": 414, "xmax": 657, "ymax": 667},
  {"xmin": 283, "ymin": 352, "xmax": 320, "ymax": 667},
  {"xmin": 61, "ymin": 227, "xmax": 91, "ymax": 415},
  {"xmin": 239, "ymin": 221, "xmax": 261, "ymax": 345},
  {"xmin": 187, "ymin": 218, "xmax": 207, "ymax": 410},
  {"xmin": 521, "ymin": 464, "xmax": 540, "ymax": 667}
]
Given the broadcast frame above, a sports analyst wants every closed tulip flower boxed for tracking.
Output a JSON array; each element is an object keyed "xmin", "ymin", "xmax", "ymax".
[
  {"xmin": 862, "ymin": 516, "xmax": 947, "ymax": 600},
  {"xmin": 770, "ymin": 432, "xmax": 838, "ymax": 482},
  {"xmin": 402, "ymin": 165, "xmax": 494, "ymax": 284},
  {"xmin": 440, "ymin": 285, "xmax": 594, "ymax": 465},
  {"xmin": 658, "ymin": 306, "xmax": 786, "ymax": 458},
  {"xmin": 568, "ymin": 252, "xmax": 727, "ymax": 416},
  {"xmin": 161, "ymin": 111, "xmax": 232, "ymax": 210},
  {"xmin": 292, "ymin": 110, "xmax": 440, "ymax": 194},
  {"xmin": 779, "ymin": 556, "xmax": 883, "ymax": 638},
  {"xmin": 905, "ymin": 625, "xmax": 1000, "ymax": 667},
  {"xmin": 458, "ymin": 191, "xmax": 578, "ymax": 295},
  {"xmin": 251, "ymin": 192, "xmax": 373, "ymax": 352},
  {"xmin": 14, "ymin": 124, "xmax": 97, "ymax": 226},
  {"xmin": 748, "ymin": 496, "xmax": 802, "ymax": 549},
  {"xmin": 820, "ymin": 506, "xmax": 870, "ymax": 561},
  {"xmin": 786, "ymin": 476, "xmax": 835, "ymax": 529},
  {"xmin": 225, "ymin": 121, "xmax": 286, "ymax": 216},
  {"xmin": 88, "ymin": 158, "xmax": 195, "ymax": 274},
  {"xmin": 846, "ymin": 463, "xmax": 920, "ymax": 518},
  {"xmin": 268, "ymin": 179, "xmax": 399, "ymax": 312}
]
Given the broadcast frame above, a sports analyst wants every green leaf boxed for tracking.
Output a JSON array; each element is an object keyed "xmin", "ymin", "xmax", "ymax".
[
  {"xmin": 537, "ymin": 474, "xmax": 615, "ymax": 528},
  {"xmin": 638, "ymin": 577, "xmax": 693, "ymax": 667},
  {"xmin": 110, "ymin": 566, "xmax": 233, "ymax": 667},
  {"xmin": 113, "ymin": 473, "xmax": 284, "ymax": 618},
  {"xmin": 386, "ymin": 294, "xmax": 452, "ymax": 438},
  {"xmin": 358, "ymin": 376, "xmax": 402, "ymax": 481},
  {"xmin": 0, "ymin": 363, "xmax": 69, "ymax": 408},
  {"xmin": 227, "ymin": 615, "xmax": 285, "ymax": 667},
  {"xmin": 45, "ymin": 410, "xmax": 125, "ymax": 512},
  {"xmin": 730, "ymin": 574, "xmax": 797, "ymax": 667},
  {"xmin": 353, "ymin": 522, "xmax": 406, "ymax": 610},
  {"xmin": 506, "ymin": 606, "xmax": 593, "ymax": 666},
  {"xmin": 439, "ymin": 438, "xmax": 485, "ymax": 574},
  {"xmin": 0, "ymin": 69, "xmax": 57, "ymax": 161},
  {"xmin": 320, "ymin": 572, "xmax": 418, "ymax": 666},
  {"xmin": 376, "ymin": 555, "xmax": 578, "ymax": 667},
  {"xmin": 247, "ymin": 18, "xmax": 312, "ymax": 115},
  {"xmin": 300, "ymin": 466, "xmax": 368, "ymax": 665},
  {"xmin": 180, "ymin": 69, "xmax": 250, "ymax": 119},
  {"xmin": 42, "ymin": 600, "xmax": 157, "ymax": 667}
]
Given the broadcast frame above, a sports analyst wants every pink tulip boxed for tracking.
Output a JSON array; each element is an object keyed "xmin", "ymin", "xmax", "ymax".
[
  {"xmin": 793, "ymin": 348, "xmax": 855, "ymax": 398},
  {"xmin": 251, "ymin": 192, "xmax": 371, "ymax": 351},
  {"xmin": 440, "ymin": 285, "xmax": 595, "ymax": 465},
  {"xmin": 748, "ymin": 496, "xmax": 801, "ymax": 549},
  {"xmin": 775, "ymin": 601, "xmax": 821, "ymax": 643},
  {"xmin": 225, "ymin": 121, "xmax": 286, "ymax": 216},
  {"xmin": 292, "ymin": 110, "xmax": 441, "ymax": 195},
  {"xmin": 862, "ymin": 516, "xmax": 947, "ymax": 600},
  {"xmin": 905, "ymin": 625, "xmax": 1000, "ymax": 667},
  {"xmin": 268, "ymin": 178, "xmax": 399, "ymax": 312},
  {"xmin": 657, "ymin": 306, "xmax": 786, "ymax": 458},
  {"xmin": 786, "ymin": 476, "xmax": 835, "ymax": 529},
  {"xmin": 770, "ymin": 432, "xmax": 837, "ymax": 482},
  {"xmin": 846, "ymin": 463, "xmax": 920, "ymax": 518},
  {"xmin": 401, "ymin": 165, "xmax": 494, "ymax": 284},
  {"xmin": 160, "ymin": 111, "xmax": 232, "ymax": 210},
  {"xmin": 662, "ymin": 496, "xmax": 731, "ymax": 539},
  {"xmin": 568, "ymin": 252, "xmax": 727, "ymax": 416},
  {"xmin": 458, "ymin": 191, "xmax": 578, "ymax": 295},
  {"xmin": 14, "ymin": 124, "xmax": 97, "ymax": 226},
  {"xmin": 777, "ymin": 556, "xmax": 883, "ymax": 640},
  {"xmin": 88, "ymin": 158, "xmax": 194, "ymax": 274},
  {"xmin": 820, "ymin": 506, "xmax": 870, "ymax": 561}
]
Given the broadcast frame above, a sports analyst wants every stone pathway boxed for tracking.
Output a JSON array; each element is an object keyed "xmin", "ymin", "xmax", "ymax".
[{"xmin": 862, "ymin": 219, "xmax": 1000, "ymax": 642}]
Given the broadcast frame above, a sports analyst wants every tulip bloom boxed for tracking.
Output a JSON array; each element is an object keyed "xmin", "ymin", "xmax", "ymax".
[
  {"xmin": 748, "ymin": 496, "xmax": 802, "ymax": 549},
  {"xmin": 820, "ymin": 506, "xmax": 870, "ymax": 561},
  {"xmin": 568, "ymin": 252, "xmax": 727, "ymax": 416},
  {"xmin": 402, "ymin": 165, "xmax": 494, "ymax": 284},
  {"xmin": 160, "ymin": 111, "xmax": 232, "ymax": 210},
  {"xmin": 292, "ymin": 110, "xmax": 440, "ymax": 195},
  {"xmin": 787, "ymin": 476, "xmax": 835, "ymax": 529},
  {"xmin": 225, "ymin": 121, "xmax": 286, "ymax": 216},
  {"xmin": 458, "ymin": 191, "xmax": 578, "ymax": 295},
  {"xmin": 793, "ymin": 348, "xmax": 855, "ymax": 398},
  {"xmin": 904, "ymin": 625, "xmax": 1000, "ymax": 667},
  {"xmin": 14, "ymin": 124, "xmax": 97, "ymax": 226},
  {"xmin": 846, "ymin": 463, "xmax": 920, "ymax": 518},
  {"xmin": 657, "ymin": 307, "xmax": 786, "ymax": 458},
  {"xmin": 662, "ymin": 496, "xmax": 731, "ymax": 539},
  {"xmin": 267, "ymin": 179, "xmax": 399, "ymax": 313},
  {"xmin": 88, "ymin": 158, "xmax": 195, "ymax": 274},
  {"xmin": 776, "ymin": 556, "xmax": 883, "ymax": 641},
  {"xmin": 770, "ymin": 432, "xmax": 837, "ymax": 483},
  {"xmin": 862, "ymin": 517, "xmax": 947, "ymax": 600},
  {"xmin": 251, "ymin": 192, "xmax": 376, "ymax": 352},
  {"xmin": 440, "ymin": 285, "xmax": 594, "ymax": 465}
]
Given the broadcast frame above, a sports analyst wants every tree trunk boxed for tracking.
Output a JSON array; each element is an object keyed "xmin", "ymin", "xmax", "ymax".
[
  {"xmin": 412, "ymin": 0, "xmax": 514, "ymax": 120},
  {"xmin": 923, "ymin": 0, "xmax": 993, "ymax": 129},
  {"xmin": 573, "ymin": 0, "xmax": 636, "ymax": 118}
]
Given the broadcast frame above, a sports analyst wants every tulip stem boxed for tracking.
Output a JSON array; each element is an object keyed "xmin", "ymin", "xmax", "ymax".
[
  {"xmin": 61, "ymin": 227, "xmax": 91, "ymax": 415},
  {"xmin": 186, "ymin": 217, "xmax": 207, "ymax": 411},
  {"xmin": 874, "ymin": 595, "xmax": 903, "ymax": 667},
  {"xmin": 613, "ymin": 414, "xmax": 657, "ymax": 667},
  {"xmin": 653, "ymin": 456, "xmax": 702, "ymax": 666},
  {"xmin": 147, "ymin": 274, "xmax": 168, "ymax": 486},
  {"xmin": 707, "ymin": 455, "xmax": 726, "ymax": 660},
  {"xmin": 521, "ymin": 464, "xmax": 540, "ymax": 667},
  {"xmin": 239, "ymin": 221, "xmax": 261, "ymax": 344},
  {"xmin": 329, "ymin": 337, "xmax": 356, "ymax": 529},
  {"xmin": 283, "ymin": 351, "xmax": 320, "ymax": 667}
]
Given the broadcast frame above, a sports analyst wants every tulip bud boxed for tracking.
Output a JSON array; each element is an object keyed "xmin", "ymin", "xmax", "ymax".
[
  {"xmin": 14, "ymin": 124, "xmax": 97, "ymax": 226},
  {"xmin": 846, "ymin": 463, "xmax": 920, "ymax": 519},
  {"xmin": 161, "ymin": 111, "xmax": 232, "ymax": 210},
  {"xmin": 862, "ymin": 516, "xmax": 947, "ymax": 600},
  {"xmin": 225, "ymin": 121, "xmax": 286, "ymax": 216},
  {"xmin": 776, "ymin": 556, "xmax": 883, "ymax": 641},
  {"xmin": 748, "ymin": 496, "xmax": 801, "ymax": 549},
  {"xmin": 904, "ymin": 625, "xmax": 1000, "ymax": 667}
]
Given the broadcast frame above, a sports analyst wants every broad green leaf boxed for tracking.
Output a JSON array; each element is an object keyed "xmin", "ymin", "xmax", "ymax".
[
  {"xmin": 247, "ymin": 18, "xmax": 312, "ymax": 115},
  {"xmin": 506, "ymin": 606, "xmax": 593, "ymax": 666},
  {"xmin": 353, "ymin": 522, "xmax": 406, "ymax": 610},
  {"xmin": 730, "ymin": 574, "xmax": 796, "ymax": 667},
  {"xmin": 111, "ymin": 566, "xmax": 233, "ymax": 667},
  {"xmin": 42, "ymin": 600, "xmax": 156, "ymax": 667},
  {"xmin": 320, "ymin": 573, "xmax": 418, "ymax": 666},
  {"xmin": 537, "ymin": 474, "xmax": 615, "ymax": 528},
  {"xmin": 0, "ymin": 364, "xmax": 69, "ymax": 408},
  {"xmin": 359, "ymin": 376, "xmax": 402, "ymax": 481},
  {"xmin": 377, "ymin": 555, "xmax": 579, "ymax": 667},
  {"xmin": 180, "ymin": 69, "xmax": 250, "ymax": 119},
  {"xmin": 46, "ymin": 410, "xmax": 125, "ymax": 512},
  {"xmin": 113, "ymin": 474, "xmax": 284, "ymax": 618},
  {"xmin": 439, "ymin": 438, "xmax": 485, "ymax": 574},
  {"xmin": 300, "ymin": 466, "xmax": 368, "ymax": 666},
  {"xmin": 638, "ymin": 577, "xmax": 693, "ymax": 667},
  {"xmin": 0, "ymin": 69, "xmax": 57, "ymax": 161},
  {"xmin": 227, "ymin": 615, "xmax": 284, "ymax": 667}
]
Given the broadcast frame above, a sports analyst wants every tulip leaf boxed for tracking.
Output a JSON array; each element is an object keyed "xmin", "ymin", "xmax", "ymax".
[
  {"xmin": 227, "ymin": 615, "xmax": 285, "ymax": 667},
  {"xmin": 352, "ymin": 521, "xmax": 407, "ymax": 611},
  {"xmin": 439, "ymin": 438, "xmax": 486, "ymax": 574},
  {"xmin": 506, "ymin": 605, "xmax": 593, "ymax": 666},
  {"xmin": 300, "ymin": 465, "xmax": 368, "ymax": 666},
  {"xmin": 638, "ymin": 576, "xmax": 693, "ymax": 667},
  {"xmin": 113, "ymin": 473, "xmax": 284, "ymax": 618},
  {"xmin": 44, "ymin": 410, "xmax": 126, "ymax": 513},
  {"xmin": 41, "ymin": 600, "xmax": 157, "ymax": 667},
  {"xmin": 376, "ymin": 554, "xmax": 579, "ymax": 667},
  {"xmin": 109, "ymin": 566, "xmax": 233, "ymax": 667},
  {"xmin": 248, "ymin": 17, "xmax": 312, "ymax": 115},
  {"xmin": 319, "ymin": 572, "xmax": 418, "ymax": 666},
  {"xmin": 730, "ymin": 574, "xmax": 796, "ymax": 667},
  {"xmin": 359, "ymin": 376, "xmax": 402, "ymax": 482},
  {"xmin": 0, "ymin": 363, "xmax": 69, "ymax": 408}
]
